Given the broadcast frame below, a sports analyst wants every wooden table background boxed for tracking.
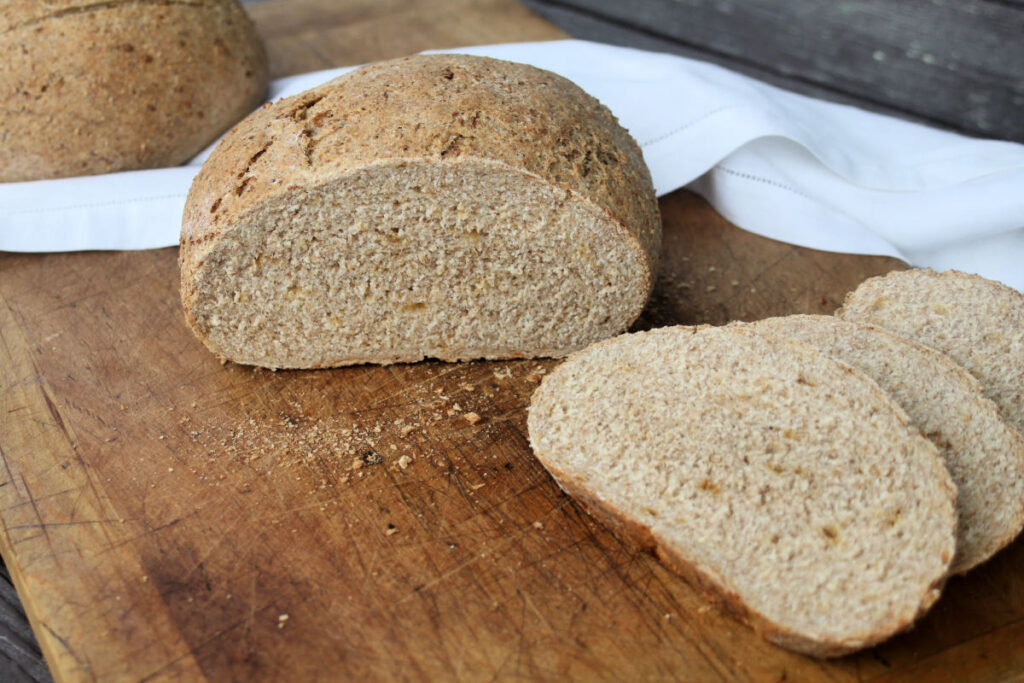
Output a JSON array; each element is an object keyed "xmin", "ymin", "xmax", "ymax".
[{"xmin": 1, "ymin": 0, "xmax": 1023, "ymax": 681}]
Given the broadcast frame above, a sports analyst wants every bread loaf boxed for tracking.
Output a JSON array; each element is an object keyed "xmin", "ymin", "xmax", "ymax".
[
  {"xmin": 0, "ymin": 0, "xmax": 268, "ymax": 181},
  {"xmin": 751, "ymin": 315, "xmax": 1024, "ymax": 574},
  {"xmin": 838, "ymin": 269, "xmax": 1024, "ymax": 439},
  {"xmin": 180, "ymin": 54, "xmax": 660, "ymax": 369},
  {"xmin": 527, "ymin": 325, "xmax": 956, "ymax": 657}
]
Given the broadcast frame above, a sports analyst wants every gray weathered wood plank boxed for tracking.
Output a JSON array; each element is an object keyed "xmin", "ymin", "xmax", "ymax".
[
  {"xmin": 521, "ymin": 0, "xmax": 1024, "ymax": 142},
  {"xmin": 0, "ymin": 567, "xmax": 51, "ymax": 683}
]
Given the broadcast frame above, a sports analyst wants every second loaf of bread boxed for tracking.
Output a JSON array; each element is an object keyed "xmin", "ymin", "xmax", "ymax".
[
  {"xmin": 180, "ymin": 54, "xmax": 661, "ymax": 368},
  {"xmin": 0, "ymin": 0, "xmax": 267, "ymax": 181}
]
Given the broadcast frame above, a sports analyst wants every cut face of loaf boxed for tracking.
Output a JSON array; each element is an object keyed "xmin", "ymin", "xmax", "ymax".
[
  {"xmin": 180, "ymin": 54, "xmax": 660, "ymax": 369},
  {"xmin": 527, "ymin": 325, "xmax": 956, "ymax": 657},
  {"xmin": 751, "ymin": 315, "xmax": 1024, "ymax": 574},
  {"xmin": 838, "ymin": 269, "xmax": 1024, "ymax": 439}
]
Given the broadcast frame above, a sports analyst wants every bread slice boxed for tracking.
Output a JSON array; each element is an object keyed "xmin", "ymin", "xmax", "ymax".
[
  {"xmin": 180, "ymin": 54, "xmax": 660, "ymax": 369},
  {"xmin": 751, "ymin": 315, "xmax": 1024, "ymax": 574},
  {"xmin": 837, "ymin": 269, "xmax": 1024, "ymax": 439},
  {"xmin": 527, "ymin": 325, "xmax": 956, "ymax": 657}
]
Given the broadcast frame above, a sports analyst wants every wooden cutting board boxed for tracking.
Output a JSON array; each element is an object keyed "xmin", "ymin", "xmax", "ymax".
[{"xmin": 2, "ymin": 0, "xmax": 1022, "ymax": 680}]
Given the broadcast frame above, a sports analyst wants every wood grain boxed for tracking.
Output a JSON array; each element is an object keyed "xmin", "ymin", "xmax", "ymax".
[
  {"xmin": 521, "ymin": 0, "xmax": 1024, "ymax": 142},
  {"xmin": 1, "ymin": 1, "xmax": 1022, "ymax": 681}
]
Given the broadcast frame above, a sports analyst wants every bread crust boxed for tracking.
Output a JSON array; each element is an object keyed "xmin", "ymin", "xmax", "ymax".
[{"xmin": 0, "ymin": 0, "xmax": 268, "ymax": 181}]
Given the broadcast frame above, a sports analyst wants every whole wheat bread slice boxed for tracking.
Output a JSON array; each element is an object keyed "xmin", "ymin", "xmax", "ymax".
[
  {"xmin": 751, "ymin": 315, "xmax": 1024, "ymax": 573},
  {"xmin": 837, "ymin": 269, "xmax": 1024, "ymax": 440},
  {"xmin": 180, "ymin": 54, "xmax": 660, "ymax": 369},
  {"xmin": 527, "ymin": 325, "xmax": 956, "ymax": 658}
]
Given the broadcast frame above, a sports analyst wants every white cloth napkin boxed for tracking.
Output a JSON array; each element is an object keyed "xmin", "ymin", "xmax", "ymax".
[{"xmin": 3, "ymin": 40, "xmax": 1023, "ymax": 290}]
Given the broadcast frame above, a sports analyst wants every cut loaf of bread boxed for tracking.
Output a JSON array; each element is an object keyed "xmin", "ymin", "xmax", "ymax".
[
  {"xmin": 837, "ymin": 269, "xmax": 1024, "ymax": 439},
  {"xmin": 751, "ymin": 315, "xmax": 1024, "ymax": 573},
  {"xmin": 1, "ymin": 0, "xmax": 267, "ymax": 181},
  {"xmin": 527, "ymin": 325, "xmax": 956, "ymax": 658},
  {"xmin": 180, "ymin": 54, "xmax": 660, "ymax": 369}
]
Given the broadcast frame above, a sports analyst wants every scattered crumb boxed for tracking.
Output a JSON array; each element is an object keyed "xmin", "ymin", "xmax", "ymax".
[
  {"xmin": 400, "ymin": 425, "xmax": 416, "ymax": 437},
  {"xmin": 463, "ymin": 412, "xmax": 481, "ymax": 425},
  {"xmin": 526, "ymin": 374, "xmax": 542, "ymax": 383},
  {"xmin": 470, "ymin": 483, "xmax": 485, "ymax": 490},
  {"xmin": 351, "ymin": 458, "xmax": 364, "ymax": 470},
  {"xmin": 278, "ymin": 614, "xmax": 289, "ymax": 629},
  {"xmin": 398, "ymin": 455, "xmax": 413, "ymax": 470},
  {"xmin": 532, "ymin": 521, "xmax": 543, "ymax": 529},
  {"xmin": 385, "ymin": 524, "xmax": 398, "ymax": 536},
  {"xmin": 706, "ymin": 285, "xmax": 717, "ymax": 293},
  {"xmin": 731, "ymin": 280, "xmax": 740, "ymax": 287},
  {"xmin": 167, "ymin": 467, "xmax": 174, "ymax": 473}
]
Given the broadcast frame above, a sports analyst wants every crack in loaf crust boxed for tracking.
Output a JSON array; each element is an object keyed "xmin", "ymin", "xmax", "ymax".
[
  {"xmin": 181, "ymin": 54, "xmax": 661, "ymax": 369},
  {"xmin": 0, "ymin": 0, "xmax": 268, "ymax": 181},
  {"xmin": 527, "ymin": 325, "xmax": 956, "ymax": 657}
]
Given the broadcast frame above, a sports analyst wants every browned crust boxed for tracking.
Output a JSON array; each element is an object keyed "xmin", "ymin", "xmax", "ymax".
[
  {"xmin": 0, "ymin": 0, "xmax": 267, "ymax": 181},
  {"xmin": 181, "ymin": 54, "xmax": 659, "ymax": 260}
]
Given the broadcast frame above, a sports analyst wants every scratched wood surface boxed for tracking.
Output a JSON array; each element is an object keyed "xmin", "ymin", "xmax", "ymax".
[{"xmin": 2, "ymin": 0, "xmax": 1024, "ymax": 681}]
